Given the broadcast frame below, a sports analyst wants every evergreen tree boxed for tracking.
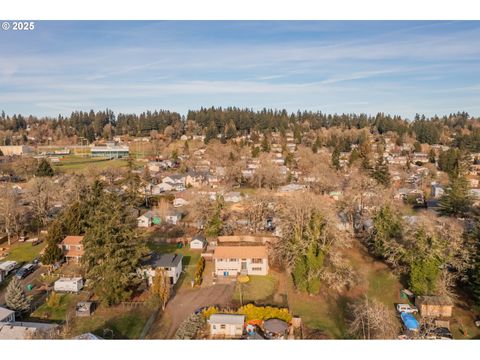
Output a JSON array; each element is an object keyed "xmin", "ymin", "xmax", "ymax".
[
  {"xmin": 261, "ymin": 136, "xmax": 270, "ymax": 153},
  {"xmin": 413, "ymin": 141, "xmax": 422, "ymax": 153},
  {"xmin": 371, "ymin": 206, "xmax": 402, "ymax": 258},
  {"xmin": 205, "ymin": 196, "xmax": 224, "ymax": 238},
  {"xmin": 82, "ymin": 193, "xmax": 146, "ymax": 306},
  {"xmin": 292, "ymin": 258, "xmax": 308, "ymax": 293},
  {"xmin": 409, "ymin": 257, "xmax": 441, "ymax": 295},
  {"xmin": 428, "ymin": 148, "xmax": 436, "ymax": 163},
  {"xmin": 35, "ymin": 158, "xmax": 54, "ymax": 177},
  {"xmin": 5, "ymin": 277, "xmax": 32, "ymax": 314},
  {"xmin": 471, "ymin": 233, "xmax": 480, "ymax": 305},
  {"xmin": 438, "ymin": 176, "xmax": 473, "ymax": 217},
  {"xmin": 42, "ymin": 219, "xmax": 66, "ymax": 265},
  {"xmin": 251, "ymin": 146, "xmax": 260, "ymax": 158},
  {"xmin": 204, "ymin": 122, "xmax": 217, "ymax": 144},
  {"xmin": 331, "ymin": 146, "xmax": 340, "ymax": 170},
  {"xmin": 371, "ymin": 156, "xmax": 391, "ymax": 187}
]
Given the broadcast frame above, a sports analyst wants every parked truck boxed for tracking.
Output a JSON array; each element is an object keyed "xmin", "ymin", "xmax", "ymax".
[{"xmin": 54, "ymin": 277, "xmax": 84, "ymax": 293}]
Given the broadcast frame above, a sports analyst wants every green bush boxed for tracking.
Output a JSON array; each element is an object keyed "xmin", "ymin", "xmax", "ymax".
[
  {"xmin": 194, "ymin": 257, "xmax": 205, "ymax": 286},
  {"xmin": 237, "ymin": 304, "xmax": 292, "ymax": 322}
]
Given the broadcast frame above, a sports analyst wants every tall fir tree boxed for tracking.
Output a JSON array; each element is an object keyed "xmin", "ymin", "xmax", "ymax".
[
  {"xmin": 331, "ymin": 146, "xmax": 340, "ymax": 170},
  {"xmin": 35, "ymin": 158, "xmax": 54, "ymax": 177},
  {"xmin": 438, "ymin": 176, "xmax": 473, "ymax": 217},
  {"xmin": 5, "ymin": 277, "xmax": 32, "ymax": 314},
  {"xmin": 82, "ymin": 193, "xmax": 146, "ymax": 305},
  {"xmin": 372, "ymin": 156, "xmax": 391, "ymax": 187}
]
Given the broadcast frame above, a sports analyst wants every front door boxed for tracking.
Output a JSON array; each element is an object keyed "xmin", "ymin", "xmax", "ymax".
[{"xmin": 241, "ymin": 262, "xmax": 247, "ymax": 271}]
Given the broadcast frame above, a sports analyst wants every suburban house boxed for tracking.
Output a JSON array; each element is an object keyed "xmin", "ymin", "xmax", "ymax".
[
  {"xmin": 59, "ymin": 236, "xmax": 84, "ymax": 262},
  {"xmin": 208, "ymin": 314, "xmax": 245, "ymax": 338},
  {"xmin": 415, "ymin": 296, "xmax": 453, "ymax": 318},
  {"xmin": 0, "ymin": 322, "xmax": 58, "ymax": 340},
  {"xmin": 137, "ymin": 210, "xmax": 162, "ymax": 228},
  {"xmin": 139, "ymin": 253, "xmax": 184, "ymax": 286},
  {"xmin": 165, "ymin": 211, "xmax": 183, "ymax": 225},
  {"xmin": 431, "ymin": 183, "xmax": 445, "ymax": 198},
  {"xmin": 0, "ymin": 307, "xmax": 15, "ymax": 323},
  {"xmin": 213, "ymin": 245, "xmax": 269, "ymax": 276},
  {"xmin": 186, "ymin": 171, "xmax": 209, "ymax": 188},
  {"xmin": 190, "ymin": 234, "xmax": 207, "ymax": 249},
  {"xmin": 173, "ymin": 197, "xmax": 189, "ymax": 207},
  {"xmin": 224, "ymin": 192, "xmax": 242, "ymax": 203},
  {"xmin": 162, "ymin": 174, "xmax": 186, "ymax": 186}
]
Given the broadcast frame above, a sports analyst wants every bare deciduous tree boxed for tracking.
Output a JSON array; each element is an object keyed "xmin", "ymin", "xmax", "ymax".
[{"xmin": 348, "ymin": 296, "xmax": 400, "ymax": 339}]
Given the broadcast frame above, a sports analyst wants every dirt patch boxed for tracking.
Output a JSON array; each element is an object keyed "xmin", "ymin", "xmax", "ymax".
[{"xmin": 147, "ymin": 283, "xmax": 235, "ymax": 339}]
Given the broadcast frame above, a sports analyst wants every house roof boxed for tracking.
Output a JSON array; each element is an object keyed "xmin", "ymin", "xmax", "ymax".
[
  {"xmin": 0, "ymin": 306, "xmax": 14, "ymax": 321},
  {"xmin": 208, "ymin": 314, "xmax": 245, "ymax": 325},
  {"xmin": 416, "ymin": 295, "xmax": 453, "ymax": 306},
  {"xmin": 213, "ymin": 245, "xmax": 267, "ymax": 259},
  {"xmin": 61, "ymin": 236, "xmax": 84, "ymax": 246},
  {"xmin": 142, "ymin": 253, "xmax": 183, "ymax": 268},
  {"xmin": 192, "ymin": 234, "xmax": 206, "ymax": 242}
]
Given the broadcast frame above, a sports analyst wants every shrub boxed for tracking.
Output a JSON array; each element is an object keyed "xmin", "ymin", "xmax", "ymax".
[
  {"xmin": 237, "ymin": 304, "xmax": 292, "ymax": 322},
  {"xmin": 194, "ymin": 257, "xmax": 205, "ymax": 286}
]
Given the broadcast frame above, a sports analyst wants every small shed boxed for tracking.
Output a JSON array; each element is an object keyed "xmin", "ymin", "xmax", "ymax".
[
  {"xmin": 190, "ymin": 234, "xmax": 207, "ymax": 250},
  {"xmin": 76, "ymin": 302, "xmax": 94, "ymax": 317},
  {"xmin": 415, "ymin": 296, "xmax": 453, "ymax": 318},
  {"xmin": 208, "ymin": 314, "xmax": 245, "ymax": 338}
]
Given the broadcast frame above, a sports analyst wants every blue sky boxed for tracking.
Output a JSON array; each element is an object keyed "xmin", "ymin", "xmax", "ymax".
[{"xmin": 1, "ymin": 21, "xmax": 480, "ymax": 119}]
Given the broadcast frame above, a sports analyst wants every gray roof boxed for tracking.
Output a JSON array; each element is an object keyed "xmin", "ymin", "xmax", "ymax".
[
  {"xmin": 208, "ymin": 314, "xmax": 245, "ymax": 325},
  {"xmin": 0, "ymin": 307, "xmax": 14, "ymax": 321},
  {"xmin": 192, "ymin": 234, "xmax": 206, "ymax": 242},
  {"xmin": 143, "ymin": 253, "xmax": 183, "ymax": 268}
]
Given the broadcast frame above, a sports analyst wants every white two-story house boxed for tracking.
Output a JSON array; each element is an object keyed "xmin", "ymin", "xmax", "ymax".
[
  {"xmin": 138, "ymin": 253, "xmax": 184, "ymax": 286},
  {"xmin": 213, "ymin": 245, "xmax": 268, "ymax": 277}
]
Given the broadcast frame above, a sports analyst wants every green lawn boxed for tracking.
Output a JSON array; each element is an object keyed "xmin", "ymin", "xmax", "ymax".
[
  {"xmin": 53, "ymin": 155, "xmax": 130, "ymax": 173},
  {"xmin": 70, "ymin": 306, "xmax": 151, "ymax": 339},
  {"xmin": 3, "ymin": 242, "xmax": 45, "ymax": 263},
  {"xmin": 367, "ymin": 269, "xmax": 402, "ymax": 307},
  {"xmin": 31, "ymin": 293, "xmax": 76, "ymax": 322},
  {"xmin": 233, "ymin": 275, "xmax": 277, "ymax": 304},
  {"xmin": 286, "ymin": 274, "xmax": 349, "ymax": 339}
]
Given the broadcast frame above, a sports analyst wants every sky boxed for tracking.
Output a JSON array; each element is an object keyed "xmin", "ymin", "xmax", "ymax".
[{"xmin": 1, "ymin": 20, "xmax": 480, "ymax": 119}]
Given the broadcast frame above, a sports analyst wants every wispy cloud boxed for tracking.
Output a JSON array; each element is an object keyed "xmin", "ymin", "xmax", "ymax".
[{"xmin": 0, "ymin": 21, "xmax": 480, "ymax": 118}]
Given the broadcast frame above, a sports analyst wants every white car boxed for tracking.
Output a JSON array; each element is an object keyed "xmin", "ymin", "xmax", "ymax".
[{"xmin": 396, "ymin": 304, "xmax": 418, "ymax": 314}]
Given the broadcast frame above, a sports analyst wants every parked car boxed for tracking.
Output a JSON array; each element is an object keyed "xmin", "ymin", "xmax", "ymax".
[
  {"xmin": 15, "ymin": 263, "xmax": 36, "ymax": 279},
  {"xmin": 425, "ymin": 327, "xmax": 453, "ymax": 340},
  {"xmin": 396, "ymin": 303, "xmax": 418, "ymax": 314}
]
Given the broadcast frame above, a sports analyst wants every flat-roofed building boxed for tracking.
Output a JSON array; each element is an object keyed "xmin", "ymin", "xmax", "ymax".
[{"xmin": 0, "ymin": 145, "xmax": 33, "ymax": 156}]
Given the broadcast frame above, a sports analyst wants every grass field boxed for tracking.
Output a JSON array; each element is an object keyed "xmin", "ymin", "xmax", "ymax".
[
  {"xmin": 284, "ymin": 241, "xmax": 403, "ymax": 339},
  {"xmin": 53, "ymin": 155, "xmax": 130, "ymax": 173},
  {"xmin": 69, "ymin": 305, "xmax": 151, "ymax": 339},
  {"xmin": 3, "ymin": 242, "xmax": 46, "ymax": 263},
  {"xmin": 233, "ymin": 275, "xmax": 277, "ymax": 304},
  {"xmin": 31, "ymin": 293, "xmax": 76, "ymax": 322}
]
